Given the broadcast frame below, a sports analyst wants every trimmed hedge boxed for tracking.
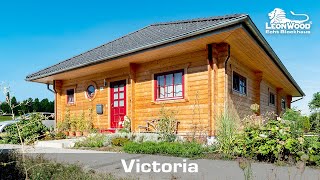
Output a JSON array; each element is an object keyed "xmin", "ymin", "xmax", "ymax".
[{"xmin": 123, "ymin": 141, "xmax": 204, "ymax": 158}]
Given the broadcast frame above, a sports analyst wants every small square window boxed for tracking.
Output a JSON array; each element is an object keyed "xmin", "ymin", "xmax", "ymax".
[
  {"xmin": 281, "ymin": 98, "xmax": 286, "ymax": 109},
  {"xmin": 269, "ymin": 92, "xmax": 275, "ymax": 105},
  {"xmin": 67, "ymin": 89, "xmax": 75, "ymax": 104},
  {"xmin": 233, "ymin": 72, "xmax": 247, "ymax": 95}
]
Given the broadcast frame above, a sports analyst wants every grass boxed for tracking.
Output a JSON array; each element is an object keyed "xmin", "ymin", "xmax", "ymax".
[
  {"xmin": 0, "ymin": 116, "xmax": 12, "ymax": 122},
  {"xmin": 0, "ymin": 153, "xmax": 124, "ymax": 180}
]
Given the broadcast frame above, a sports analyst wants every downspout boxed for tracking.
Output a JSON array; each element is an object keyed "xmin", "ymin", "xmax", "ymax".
[
  {"xmin": 224, "ymin": 45, "xmax": 231, "ymax": 114},
  {"xmin": 291, "ymin": 96, "xmax": 303, "ymax": 103},
  {"xmin": 47, "ymin": 81, "xmax": 57, "ymax": 129},
  {"xmin": 47, "ymin": 82, "xmax": 56, "ymax": 93}
]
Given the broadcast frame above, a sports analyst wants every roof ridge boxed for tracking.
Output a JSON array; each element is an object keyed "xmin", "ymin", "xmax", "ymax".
[{"xmin": 151, "ymin": 14, "xmax": 247, "ymax": 26}]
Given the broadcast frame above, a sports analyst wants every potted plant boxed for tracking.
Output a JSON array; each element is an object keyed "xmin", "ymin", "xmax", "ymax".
[
  {"xmin": 69, "ymin": 116, "xmax": 77, "ymax": 137},
  {"xmin": 83, "ymin": 119, "xmax": 92, "ymax": 136},
  {"xmin": 76, "ymin": 112, "xmax": 86, "ymax": 137},
  {"xmin": 76, "ymin": 119, "xmax": 84, "ymax": 137},
  {"xmin": 63, "ymin": 109, "xmax": 71, "ymax": 136},
  {"xmin": 58, "ymin": 121, "xmax": 70, "ymax": 136}
]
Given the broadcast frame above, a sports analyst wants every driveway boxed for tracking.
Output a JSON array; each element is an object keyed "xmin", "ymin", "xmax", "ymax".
[{"xmin": 1, "ymin": 144, "xmax": 319, "ymax": 180}]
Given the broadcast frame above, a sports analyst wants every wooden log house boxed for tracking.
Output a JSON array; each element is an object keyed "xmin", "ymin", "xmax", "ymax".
[{"xmin": 26, "ymin": 14, "xmax": 304, "ymax": 136}]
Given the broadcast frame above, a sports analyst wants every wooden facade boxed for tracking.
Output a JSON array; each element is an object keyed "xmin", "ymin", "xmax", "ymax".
[
  {"xmin": 52, "ymin": 32, "xmax": 296, "ymax": 136},
  {"xmin": 25, "ymin": 25, "xmax": 301, "ymax": 136}
]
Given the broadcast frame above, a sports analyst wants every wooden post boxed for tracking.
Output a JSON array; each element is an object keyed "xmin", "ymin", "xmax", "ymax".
[
  {"xmin": 212, "ymin": 43, "xmax": 229, "ymax": 135},
  {"xmin": 129, "ymin": 63, "xmax": 137, "ymax": 132},
  {"xmin": 276, "ymin": 88, "xmax": 283, "ymax": 115},
  {"xmin": 54, "ymin": 80, "xmax": 63, "ymax": 124},
  {"xmin": 286, "ymin": 95, "xmax": 292, "ymax": 109},
  {"xmin": 207, "ymin": 44, "xmax": 213, "ymax": 136},
  {"xmin": 254, "ymin": 72, "xmax": 263, "ymax": 115}
]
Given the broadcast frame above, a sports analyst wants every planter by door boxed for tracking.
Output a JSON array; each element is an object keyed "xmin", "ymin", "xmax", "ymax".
[{"xmin": 110, "ymin": 80, "xmax": 126, "ymax": 129}]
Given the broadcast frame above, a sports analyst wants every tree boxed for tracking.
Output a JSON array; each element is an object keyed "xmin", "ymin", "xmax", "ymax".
[
  {"xmin": 308, "ymin": 92, "xmax": 320, "ymax": 133},
  {"xmin": 40, "ymin": 98, "xmax": 50, "ymax": 112},
  {"xmin": 32, "ymin": 98, "xmax": 40, "ymax": 112},
  {"xmin": 309, "ymin": 92, "xmax": 320, "ymax": 112},
  {"xmin": 0, "ymin": 102, "xmax": 10, "ymax": 114}
]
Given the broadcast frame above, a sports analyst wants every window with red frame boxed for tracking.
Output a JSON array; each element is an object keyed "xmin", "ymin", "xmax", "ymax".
[
  {"xmin": 67, "ymin": 89, "xmax": 75, "ymax": 104},
  {"xmin": 155, "ymin": 70, "xmax": 184, "ymax": 100}
]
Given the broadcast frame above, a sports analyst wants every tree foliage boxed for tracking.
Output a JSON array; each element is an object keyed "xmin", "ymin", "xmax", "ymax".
[
  {"xmin": 309, "ymin": 92, "xmax": 320, "ymax": 111},
  {"xmin": 0, "ymin": 97, "xmax": 54, "ymax": 115}
]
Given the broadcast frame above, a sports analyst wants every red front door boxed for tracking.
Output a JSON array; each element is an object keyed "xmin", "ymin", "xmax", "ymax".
[{"xmin": 110, "ymin": 80, "xmax": 126, "ymax": 129}]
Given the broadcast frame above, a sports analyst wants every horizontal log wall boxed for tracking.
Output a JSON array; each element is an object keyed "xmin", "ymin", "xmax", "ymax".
[
  {"xmin": 134, "ymin": 50, "xmax": 210, "ymax": 135},
  {"xmin": 54, "ymin": 44, "xmax": 292, "ymax": 135}
]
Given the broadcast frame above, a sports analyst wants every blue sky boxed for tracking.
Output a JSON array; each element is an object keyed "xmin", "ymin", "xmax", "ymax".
[{"xmin": 0, "ymin": 0, "xmax": 319, "ymax": 114}]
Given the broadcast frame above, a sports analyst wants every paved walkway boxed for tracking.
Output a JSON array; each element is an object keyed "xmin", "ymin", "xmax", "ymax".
[{"xmin": 1, "ymin": 144, "xmax": 320, "ymax": 180}]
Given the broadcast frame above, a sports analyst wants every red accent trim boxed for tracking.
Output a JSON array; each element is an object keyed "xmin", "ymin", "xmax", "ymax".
[{"xmin": 110, "ymin": 80, "xmax": 126, "ymax": 129}]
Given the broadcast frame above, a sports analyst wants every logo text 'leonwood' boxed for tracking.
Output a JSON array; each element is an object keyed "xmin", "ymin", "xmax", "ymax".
[{"xmin": 265, "ymin": 8, "xmax": 312, "ymax": 34}]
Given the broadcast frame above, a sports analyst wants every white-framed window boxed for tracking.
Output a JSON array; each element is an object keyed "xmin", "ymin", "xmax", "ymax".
[{"xmin": 67, "ymin": 89, "xmax": 75, "ymax": 104}]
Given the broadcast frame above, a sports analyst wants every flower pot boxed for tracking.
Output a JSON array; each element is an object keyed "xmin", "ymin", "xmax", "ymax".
[
  {"xmin": 63, "ymin": 131, "xmax": 69, "ymax": 136},
  {"xmin": 83, "ymin": 131, "xmax": 89, "ymax": 137},
  {"xmin": 76, "ymin": 131, "xmax": 83, "ymax": 137},
  {"xmin": 69, "ymin": 131, "xmax": 75, "ymax": 137}
]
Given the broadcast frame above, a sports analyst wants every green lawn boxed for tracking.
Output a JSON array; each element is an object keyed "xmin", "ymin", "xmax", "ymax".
[{"xmin": 0, "ymin": 116, "xmax": 12, "ymax": 122}]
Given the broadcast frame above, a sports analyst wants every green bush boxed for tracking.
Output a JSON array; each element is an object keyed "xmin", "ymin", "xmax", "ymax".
[
  {"xmin": 55, "ymin": 131, "xmax": 67, "ymax": 140},
  {"xmin": 303, "ymin": 135, "xmax": 320, "ymax": 166},
  {"xmin": 282, "ymin": 108, "xmax": 311, "ymax": 133},
  {"xmin": 3, "ymin": 113, "xmax": 48, "ymax": 144},
  {"xmin": 234, "ymin": 118, "xmax": 320, "ymax": 165},
  {"xmin": 309, "ymin": 112, "xmax": 320, "ymax": 133},
  {"xmin": 74, "ymin": 134, "xmax": 106, "ymax": 148},
  {"xmin": 111, "ymin": 137, "xmax": 130, "ymax": 146},
  {"xmin": 123, "ymin": 141, "xmax": 204, "ymax": 158}
]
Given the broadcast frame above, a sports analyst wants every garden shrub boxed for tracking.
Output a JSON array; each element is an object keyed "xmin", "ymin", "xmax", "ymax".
[
  {"xmin": 233, "ymin": 118, "xmax": 320, "ymax": 165},
  {"xmin": 55, "ymin": 131, "xmax": 67, "ymax": 140},
  {"xmin": 157, "ymin": 107, "xmax": 178, "ymax": 142},
  {"xmin": 303, "ymin": 135, "xmax": 320, "ymax": 166},
  {"xmin": 0, "ymin": 153, "xmax": 114, "ymax": 180},
  {"xmin": 123, "ymin": 141, "xmax": 204, "ymax": 158},
  {"xmin": 74, "ymin": 134, "xmax": 106, "ymax": 148},
  {"xmin": 3, "ymin": 113, "xmax": 48, "ymax": 144},
  {"xmin": 282, "ymin": 108, "xmax": 311, "ymax": 132},
  {"xmin": 309, "ymin": 112, "xmax": 320, "ymax": 133},
  {"xmin": 104, "ymin": 133, "xmax": 164, "ymax": 146},
  {"xmin": 111, "ymin": 137, "xmax": 130, "ymax": 146}
]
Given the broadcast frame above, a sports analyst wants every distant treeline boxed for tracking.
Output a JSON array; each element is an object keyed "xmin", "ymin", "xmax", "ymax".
[{"xmin": 0, "ymin": 97, "xmax": 54, "ymax": 115}]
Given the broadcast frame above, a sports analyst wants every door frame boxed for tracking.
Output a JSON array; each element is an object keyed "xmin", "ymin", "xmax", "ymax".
[{"xmin": 108, "ymin": 78, "xmax": 128, "ymax": 130}]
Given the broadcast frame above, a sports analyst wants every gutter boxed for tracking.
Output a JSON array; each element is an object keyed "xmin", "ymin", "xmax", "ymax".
[
  {"xmin": 291, "ymin": 97, "xmax": 303, "ymax": 103},
  {"xmin": 47, "ymin": 81, "xmax": 56, "ymax": 93}
]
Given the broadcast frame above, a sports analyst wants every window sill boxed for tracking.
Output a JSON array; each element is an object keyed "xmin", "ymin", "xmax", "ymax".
[
  {"xmin": 66, "ymin": 103, "xmax": 76, "ymax": 106},
  {"xmin": 151, "ymin": 98, "xmax": 188, "ymax": 104},
  {"xmin": 232, "ymin": 90, "xmax": 247, "ymax": 97}
]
